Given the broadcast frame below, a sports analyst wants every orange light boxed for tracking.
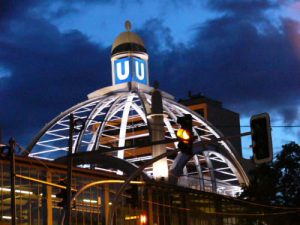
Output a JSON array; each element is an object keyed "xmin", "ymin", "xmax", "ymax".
[
  {"xmin": 140, "ymin": 214, "xmax": 147, "ymax": 224},
  {"xmin": 177, "ymin": 129, "xmax": 190, "ymax": 141},
  {"xmin": 125, "ymin": 215, "xmax": 138, "ymax": 220}
]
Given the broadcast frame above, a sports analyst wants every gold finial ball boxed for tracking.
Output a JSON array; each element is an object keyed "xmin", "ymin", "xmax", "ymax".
[{"xmin": 125, "ymin": 20, "xmax": 132, "ymax": 31}]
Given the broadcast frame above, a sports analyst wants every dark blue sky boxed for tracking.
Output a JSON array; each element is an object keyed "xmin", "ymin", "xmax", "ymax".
[{"xmin": 0, "ymin": 0, "xmax": 299, "ymax": 155}]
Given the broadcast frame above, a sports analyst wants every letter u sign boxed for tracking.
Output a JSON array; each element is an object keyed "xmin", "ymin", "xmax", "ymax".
[
  {"xmin": 115, "ymin": 58, "xmax": 131, "ymax": 84},
  {"xmin": 114, "ymin": 57, "xmax": 147, "ymax": 85},
  {"xmin": 135, "ymin": 60, "xmax": 144, "ymax": 80},
  {"xmin": 116, "ymin": 60, "xmax": 129, "ymax": 80},
  {"xmin": 133, "ymin": 58, "xmax": 147, "ymax": 84}
]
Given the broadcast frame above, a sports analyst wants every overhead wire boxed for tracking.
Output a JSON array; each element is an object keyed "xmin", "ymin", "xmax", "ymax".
[
  {"xmin": 5, "ymin": 141, "xmax": 300, "ymax": 214},
  {"xmin": 141, "ymin": 197, "xmax": 300, "ymax": 216}
]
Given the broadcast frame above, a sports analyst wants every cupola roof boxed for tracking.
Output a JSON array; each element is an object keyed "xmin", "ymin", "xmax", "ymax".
[{"xmin": 111, "ymin": 21, "xmax": 146, "ymax": 55}]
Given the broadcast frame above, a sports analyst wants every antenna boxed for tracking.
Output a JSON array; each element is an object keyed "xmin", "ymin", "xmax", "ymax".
[{"xmin": 125, "ymin": 20, "xmax": 132, "ymax": 31}]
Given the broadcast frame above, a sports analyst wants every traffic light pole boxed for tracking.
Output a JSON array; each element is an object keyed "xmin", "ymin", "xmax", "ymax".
[
  {"xmin": 65, "ymin": 114, "xmax": 74, "ymax": 225},
  {"xmin": 215, "ymin": 131, "xmax": 252, "ymax": 142},
  {"xmin": 9, "ymin": 138, "xmax": 16, "ymax": 225}
]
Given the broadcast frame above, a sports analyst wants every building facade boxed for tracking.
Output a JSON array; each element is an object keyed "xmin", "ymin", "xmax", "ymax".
[
  {"xmin": 0, "ymin": 158, "xmax": 292, "ymax": 225},
  {"xmin": 179, "ymin": 93, "xmax": 242, "ymax": 157}
]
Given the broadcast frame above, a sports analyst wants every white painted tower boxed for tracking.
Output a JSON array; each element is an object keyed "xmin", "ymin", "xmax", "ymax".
[{"xmin": 111, "ymin": 21, "xmax": 149, "ymax": 86}]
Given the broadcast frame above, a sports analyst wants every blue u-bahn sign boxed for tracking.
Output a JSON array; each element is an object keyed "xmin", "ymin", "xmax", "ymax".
[{"xmin": 114, "ymin": 57, "xmax": 147, "ymax": 85}]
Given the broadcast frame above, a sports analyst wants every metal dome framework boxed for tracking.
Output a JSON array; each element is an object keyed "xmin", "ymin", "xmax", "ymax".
[{"xmin": 28, "ymin": 85, "xmax": 248, "ymax": 196}]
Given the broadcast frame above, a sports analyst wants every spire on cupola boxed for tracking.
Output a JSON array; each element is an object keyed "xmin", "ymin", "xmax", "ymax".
[{"xmin": 111, "ymin": 21, "xmax": 149, "ymax": 86}]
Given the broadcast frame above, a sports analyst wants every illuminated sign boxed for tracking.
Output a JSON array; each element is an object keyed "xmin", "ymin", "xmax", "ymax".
[
  {"xmin": 115, "ymin": 57, "xmax": 131, "ymax": 83},
  {"xmin": 114, "ymin": 57, "xmax": 147, "ymax": 85},
  {"xmin": 133, "ymin": 57, "xmax": 146, "ymax": 83}
]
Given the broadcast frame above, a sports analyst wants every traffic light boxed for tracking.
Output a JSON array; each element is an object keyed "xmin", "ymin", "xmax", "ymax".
[
  {"xmin": 140, "ymin": 213, "xmax": 147, "ymax": 225},
  {"xmin": 125, "ymin": 185, "xmax": 139, "ymax": 208},
  {"xmin": 56, "ymin": 187, "xmax": 67, "ymax": 208},
  {"xmin": 176, "ymin": 114, "xmax": 194, "ymax": 155},
  {"xmin": 0, "ymin": 144, "xmax": 9, "ymax": 158},
  {"xmin": 56, "ymin": 182, "xmax": 77, "ymax": 208},
  {"xmin": 250, "ymin": 113, "xmax": 273, "ymax": 164}
]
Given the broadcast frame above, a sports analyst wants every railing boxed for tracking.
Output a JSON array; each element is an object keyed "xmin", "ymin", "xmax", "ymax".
[{"xmin": 177, "ymin": 175, "xmax": 242, "ymax": 196}]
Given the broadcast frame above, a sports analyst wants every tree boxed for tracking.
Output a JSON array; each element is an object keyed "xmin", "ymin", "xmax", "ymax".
[
  {"xmin": 239, "ymin": 163, "xmax": 279, "ymax": 204},
  {"xmin": 240, "ymin": 142, "xmax": 300, "ymax": 207},
  {"xmin": 274, "ymin": 142, "xmax": 300, "ymax": 206}
]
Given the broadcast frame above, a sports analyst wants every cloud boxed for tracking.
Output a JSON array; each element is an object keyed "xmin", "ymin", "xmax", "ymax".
[
  {"xmin": 206, "ymin": 0, "xmax": 278, "ymax": 18},
  {"xmin": 138, "ymin": 8, "xmax": 300, "ymax": 124},
  {"xmin": 137, "ymin": 19, "xmax": 176, "ymax": 52},
  {"xmin": 0, "ymin": 14, "xmax": 111, "ymax": 145},
  {"xmin": 1, "ymin": 0, "xmax": 300, "ymax": 147},
  {"xmin": 279, "ymin": 106, "xmax": 299, "ymax": 125}
]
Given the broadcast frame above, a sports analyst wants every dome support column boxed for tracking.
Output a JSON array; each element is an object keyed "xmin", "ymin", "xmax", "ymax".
[{"xmin": 149, "ymin": 82, "xmax": 168, "ymax": 180}]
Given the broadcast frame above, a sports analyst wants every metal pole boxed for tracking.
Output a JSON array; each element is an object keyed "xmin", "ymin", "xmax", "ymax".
[
  {"xmin": 66, "ymin": 114, "xmax": 74, "ymax": 225},
  {"xmin": 215, "ymin": 131, "xmax": 252, "ymax": 141},
  {"xmin": 150, "ymin": 84, "xmax": 168, "ymax": 180},
  {"xmin": 9, "ymin": 138, "xmax": 16, "ymax": 225},
  {"xmin": 15, "ymin": 174, "xmax": 77, "ymax": 191}
]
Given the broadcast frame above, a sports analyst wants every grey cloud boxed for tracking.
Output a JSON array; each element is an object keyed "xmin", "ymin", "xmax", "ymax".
[
  {"xmin": 0, "ymin": 15, "xmax": 110, "ymax": 145},
  {"xmin": 139, "ymin": 15, "xmax": 300, "ymax": 123}
]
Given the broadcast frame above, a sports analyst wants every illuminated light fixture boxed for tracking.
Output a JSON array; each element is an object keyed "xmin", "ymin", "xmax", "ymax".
[
  {"xmin": 125, "ymin": 215, "xmax": 138, "ymax": 220},
  {"xmin": 108, "ymin": 202, "xmax": 112, "ymax": 205},
  {"xmin": 152, "ymin": 159, "xmax": 168, "ymax": 179},
  {"xmin": 0, "ymin": 187, "xmax": 10, "ymax": 192},
  {"xmin": 40, "ymin": 194, "xmax": 56, "ymax": 198},
  {"xmin": 17, "ymin": 189, "xmax": 33, "ymax": 195},
  {"xmin": 83, "ymin": 199, "xmax": 97, "ymax": 204},
  {"xmin": 140, "ymin": 213, "xmax": 147, "ymax": 224},
  {"xmin": 0, "ymin": 187, "xmax": 33, "ymax": 195},
  {"xmin": 2, "ymin": 216, "xmax": 12, "ymax": 220}
]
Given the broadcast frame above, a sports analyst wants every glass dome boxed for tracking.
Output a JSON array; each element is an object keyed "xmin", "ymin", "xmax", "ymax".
[
  {"xmin": 27, "ymin": 21, "xmax": 249, "ymax": 196},
  {"xmin": 27, "ymin": 83, "xmax": 249, "ymax": 196}
]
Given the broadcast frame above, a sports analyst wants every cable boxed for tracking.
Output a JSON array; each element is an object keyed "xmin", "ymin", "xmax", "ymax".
[
  {"xmin": 141, "ymin": 198, "xmax": 300, "ymax": 216},
  {"xmin": 199, "ymin": 210, "xmax": 300, "ymax": 217},
  {"xmin": 220, "ymin": 193, "xmax": 300, "ymax": 210},
  {"xmin": 217, "ymin": 125, "xmax": 300, "ymax": 128}
]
